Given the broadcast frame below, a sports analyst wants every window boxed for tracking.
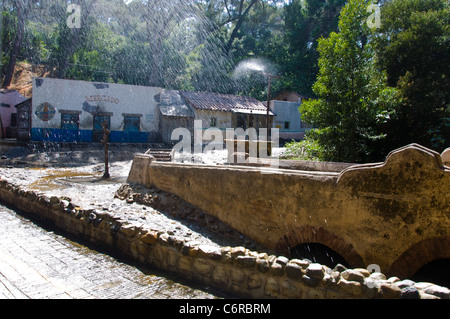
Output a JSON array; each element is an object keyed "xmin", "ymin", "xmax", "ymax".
[
  {"xmin": 284, "ymin": 121, "xmax": 290, "ymax": 129},
  {"xmin": 210, "ymin": 117, "xmax": 217, "ymax": 127},
  {"xmin": 60, "ymin": 111, "xmax": 81, "ymax": 130},
  {"xmin": 123, "ymin": 114, "xmax": 142, "ymax": 132},
  {"xmin": 94, "ymin": 115, "xmax": 111, "ymax": 131}
]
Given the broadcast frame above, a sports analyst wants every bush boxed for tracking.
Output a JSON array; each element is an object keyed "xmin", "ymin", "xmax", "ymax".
[{"xmin": 281, "ymin": 136, "xmax": 324, "ymax": 161}]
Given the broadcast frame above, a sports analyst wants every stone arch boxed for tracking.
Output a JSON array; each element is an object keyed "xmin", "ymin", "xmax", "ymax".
[
  {"xmin": 387, "ymin": 236, "xmax": 450, "ymax": 279},
  {"xmin": 274, "ymin": 225, "xmax": 365, "ymax": 268}
]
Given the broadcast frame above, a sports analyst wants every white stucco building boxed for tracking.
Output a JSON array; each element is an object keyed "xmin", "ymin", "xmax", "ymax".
[
  {"xmin": 31, "ymin": 77, "xmax": 169, "ymax": 143},
  {"xmin": 270, "ymin": 93, "xmax": 312, "ymax": 141}
]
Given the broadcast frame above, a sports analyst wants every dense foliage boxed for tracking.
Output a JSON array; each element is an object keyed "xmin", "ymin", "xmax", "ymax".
[{"xmin": 299, "ymin": 0, "xmax": 449, "ymax": 162}]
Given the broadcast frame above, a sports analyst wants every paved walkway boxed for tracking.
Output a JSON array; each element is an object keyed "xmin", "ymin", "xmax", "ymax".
[{"xmin": 0, "ymin": 203, "xmax": 221, "ymax": 299}]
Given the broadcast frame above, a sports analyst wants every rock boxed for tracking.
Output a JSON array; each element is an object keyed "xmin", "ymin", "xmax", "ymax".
[
  {"xmin": 236, "ymin": 255, "xmax": 257, "ymax": 268},
  {"xmin": 369, "ymin": 272, "xmax": 386, "ymax": 281},
  {"xmin": 193, "ymin": 258, "xmax": 214, "ymax": 276},
  {"xmin": 306, "ymin": 263, "xmax": 325, "ymax": 279},
  {"xmin": 341, "ymin": 269, "xmax": 366, "ymax": 283},
  {"xmin": 198, "ymin": 245, "xmax": 222, "ymax": 260},
  {"xmin": 354, "ymin": 268, "xmax": 371, "ymax": 277},
  {"xmin": 230, "ymin": 269, "xmax": 245, "ymax": 284},
  {"xmin": 395, "ymin": 279, "xmax": 415, "ymax": 289},
  {"xmin": 211, "ymin": 266, "xmax": 229, "ymax": 286},
  {"xmin": 333, "ymin": 264, "xmax": 347, "ymax": 273},
  {"xmin": 378, "ymin": 283, "xmax": 402, "ymax": 299},
  {"xmin": 285, "ymin": 262, "xmax": 303, "ymax": 280},
  {"xmin": 247, "ymin": 273, "xmax": 262, "ymax": 290},
  {"xmin": 401, "ymin": 286, "xmax": 421, "ymax": 299},
  {"xmin": 120, "ymin": 224, "xmax": 139, "ymax": 237},
  {"xmin": 256, "ymin": 259, "xmax": 270, "ymax": 273},
  {"xmin": 230, "ymin": 246, "xmax": 247, "ymax": 258},
  {"xmin": 50, "ymin": 196, "xmax": 60, "ymax": 204},
  {"xmin": 269, "ymin": 262, "xmax": 284, "ymax": 277},
  {"xmin": 419, "ymin": 292, "xmax": 440, "ymax": 299},
  {"xmin": 414, "ymin": 282, "xmax": 435, "ymax": 290},
  {"xmin": 302, "ymin": 275, "xmax": 320, "ymax": 288},
  {"xmin": 290, "ymin": 259, "xmax": 310, "ymax": 269},
  {"xmin": 264, "ymin": 278, "xmax": 279, "ymax": 297},
  {"xmin": 387, "ymin": 276, "xmax": 400, "ymax": 283},
  {"xmin": 337, "ymin": 279, "xmax": 363, "ymax": 296},
  {"xmin": 281, "ymin": 280, "xmax": 301, "ymax": 298},
  {"xmin": 275, "ymin": 256, "xmax": 289, "ymax": 266},
  {"xmin": 424, "ymin": 285, "xmax": 450, "ymax": 299}
]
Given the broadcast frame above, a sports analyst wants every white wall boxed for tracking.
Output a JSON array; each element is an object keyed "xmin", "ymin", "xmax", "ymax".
[{"xmin": 32, "ymin": 78, "xmax": 163, "ymax": 132}]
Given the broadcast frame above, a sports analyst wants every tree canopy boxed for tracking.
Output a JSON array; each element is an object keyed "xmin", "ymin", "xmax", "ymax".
[{"xmin": 299, "ymin": 0, "xmax": 449, "ymax": 162}]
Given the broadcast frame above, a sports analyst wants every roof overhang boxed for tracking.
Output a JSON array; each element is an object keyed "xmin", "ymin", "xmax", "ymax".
[{"xmin": 231, "ymin": 108, "xmax": 273, "ymax": 116}]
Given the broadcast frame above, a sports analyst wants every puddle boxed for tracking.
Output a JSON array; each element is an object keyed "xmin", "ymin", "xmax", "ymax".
[{"xmin": 28, "ymin": 169, "xmax": 104, "ymax": 191}]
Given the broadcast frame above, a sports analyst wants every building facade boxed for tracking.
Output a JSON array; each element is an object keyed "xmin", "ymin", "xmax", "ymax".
[
  {"xmin": 180, "ymin": 91, "xmax": 273, "ymax": 144},
  {"xmin": 31, "ymin": 78, "xmax": 168, "ymax": 143},
  {"xmin": 270, "ymin": 92, "xmax": 312, "ymax": 141}
]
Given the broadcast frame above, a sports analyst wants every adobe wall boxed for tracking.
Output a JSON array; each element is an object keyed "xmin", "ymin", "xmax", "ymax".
[
  {"xmin": 128, "ymin": 144, "xmax": 450, "ymax": 279},
  {"xmin": 1, "ymin": 178, "xmax": 448, "ymax": 299}
]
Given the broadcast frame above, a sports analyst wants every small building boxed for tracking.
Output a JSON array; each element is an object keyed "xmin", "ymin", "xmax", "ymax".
[
  {"xmin": 180, "ymin": 91, "xmax": 273, "ymax": 142},
  {"xmin": 0, "ymin": 89, "xmax": 27, "ymax": 139},
  {"xmin": 270, "ymin": 91, "xmax": 312, "ymax": 141},
  {"xmin": 155, "ymin": 90, "xmax": 195, "ymax": 145},
  {"xmin": 31, "ymin": 77, "xmax": 167, "ymax": 143}
]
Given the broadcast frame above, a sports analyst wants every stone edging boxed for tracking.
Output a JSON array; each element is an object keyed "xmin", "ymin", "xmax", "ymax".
[{"xmin": 0, "ymin": 178, "xmax": 448, "ymax": 299}]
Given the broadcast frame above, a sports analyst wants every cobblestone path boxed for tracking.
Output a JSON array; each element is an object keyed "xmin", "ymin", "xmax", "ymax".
[{"xmin": 0, "ymin": 203, "xmax": 221, "ymax": 299}]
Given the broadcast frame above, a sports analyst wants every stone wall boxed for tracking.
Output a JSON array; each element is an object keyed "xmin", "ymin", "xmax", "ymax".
[
  {"xmin": 1, "ymin": 178, "xmax": 449, "ymax": 299},
  {"xmin": 127, "ymin": 144, "xmax": 450, "ymax": 280}
]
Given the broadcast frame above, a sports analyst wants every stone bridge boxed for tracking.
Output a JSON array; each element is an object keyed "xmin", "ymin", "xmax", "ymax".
[{"xmin": 127, "ymin": 144, "xmax": 450, "ymax": 280}]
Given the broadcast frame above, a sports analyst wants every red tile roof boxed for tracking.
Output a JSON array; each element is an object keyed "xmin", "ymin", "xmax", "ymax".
[{"xmin": 180, "ymin": 91, "xmax": 268, "ymax": 113}]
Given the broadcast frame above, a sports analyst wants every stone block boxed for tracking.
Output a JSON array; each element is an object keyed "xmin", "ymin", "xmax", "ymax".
[{"xmin": 285, "ymin": 262, "xmax": 303, "ymax": 280}]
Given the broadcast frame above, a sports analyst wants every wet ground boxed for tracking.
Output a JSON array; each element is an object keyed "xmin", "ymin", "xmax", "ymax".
[{"xmin": 0, "ymin": 142, "xmax": 282, "ymax": 299}]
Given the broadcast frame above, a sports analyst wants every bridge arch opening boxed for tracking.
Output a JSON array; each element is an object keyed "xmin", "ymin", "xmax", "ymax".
[
  {"xmin": 275, "ymin": 225, "xmax": 365, "ymax": 268},
  {"xmin": 410, "ymin": 259, "xmax": 450, "ymax": 289},
  {"xmin": 290, "ymin": 242, "xmax": 351, "ymax": 269},
  {"xmin": 388, "ymin": 237, "xmax": 450, "ymax": 280}
]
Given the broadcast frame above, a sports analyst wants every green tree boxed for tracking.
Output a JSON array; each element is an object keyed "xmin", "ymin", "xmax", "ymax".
[
  {"xmin": 373, "ymin": 0, "xmax": 450, "ymax": 152},
  {"xmin": 300, "ymin": 0, "xmax": 388, "ymax": 163},
  {"xmin": 281, "ymin": 0, "xmax": 346, "ymax": 97}
]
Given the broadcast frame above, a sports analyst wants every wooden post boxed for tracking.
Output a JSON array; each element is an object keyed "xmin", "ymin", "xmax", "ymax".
[{"xmin": 101, "ymin": 120, "xmax": 110, "ymax": 179}]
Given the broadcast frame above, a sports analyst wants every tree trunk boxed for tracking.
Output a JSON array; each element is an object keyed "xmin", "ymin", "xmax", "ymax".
[
  {"xmin": 2, "ymin": 3, "xmax": 25, "ymax": 88},
  {"xmin": 224, "ymin": 0, "xmax": 259, "ymax": 55}
]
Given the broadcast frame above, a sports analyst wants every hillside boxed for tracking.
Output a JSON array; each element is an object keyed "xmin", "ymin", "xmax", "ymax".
[{"xmin": 5, "ymin": 62, "xmax": 50, "ymax": 98}]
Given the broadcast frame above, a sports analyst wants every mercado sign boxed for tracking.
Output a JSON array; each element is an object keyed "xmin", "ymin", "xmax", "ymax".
[{"xmin": 85, "ymin": 95, "xmax": 120, "ymax": 104}]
